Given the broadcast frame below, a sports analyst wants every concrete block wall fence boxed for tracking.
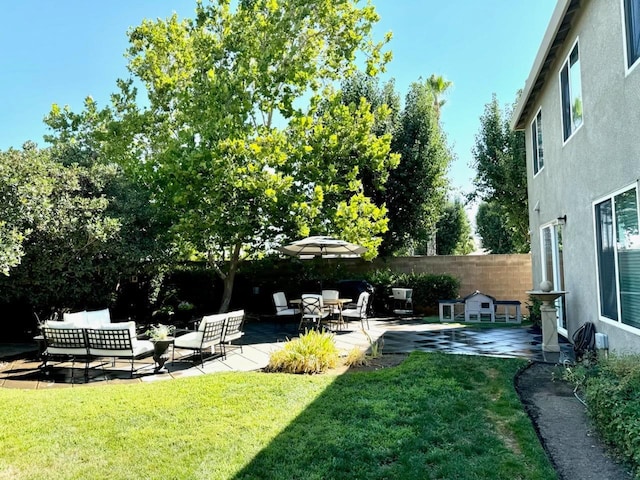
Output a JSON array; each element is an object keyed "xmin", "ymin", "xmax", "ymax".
[{"xmin": 329, "ymin": 254, "xmax": 533, "ymax": 308}]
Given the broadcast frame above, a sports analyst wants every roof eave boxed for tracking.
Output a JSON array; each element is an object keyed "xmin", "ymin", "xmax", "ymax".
[{"xmin": 511, "ymin": 0, "xmax": 581, "ymax": 130}]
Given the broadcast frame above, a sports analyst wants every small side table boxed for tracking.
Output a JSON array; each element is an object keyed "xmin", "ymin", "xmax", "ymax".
[{"xmin": 152, "ymin": 337, "xmax": 174, "ymax": 373}]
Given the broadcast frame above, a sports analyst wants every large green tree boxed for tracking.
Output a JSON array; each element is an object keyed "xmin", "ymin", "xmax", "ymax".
[
  {"xmin": 382, "ymin": 78, "xmax": 452, "ymax": 255},
  {"xmin": 0, "ymin": 143, "xmax": 54, "ymax": 276},
  {"xmin": 64, "ymin": 0, "xmax": 397, "ymax": 312},
  {"xmin": 476, "ymin": 201, "xmax": 516, "ymax": 254},
  {"xmin": 436, "ymin": 198, "xmax": 474, "ymax": 255},
  {"xmin": 470, "ymin": 94, "xmax": 529, "ymax": 253},
  {"xmin": 0, "ymin": 143, "xmax": 132, "ymax": 316},
  {"xmin": 336, "ymin": 72, "xmax": 400, "ymax": 211}
]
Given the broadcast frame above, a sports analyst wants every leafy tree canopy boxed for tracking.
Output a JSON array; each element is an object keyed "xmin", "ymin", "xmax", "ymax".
[
  {"xmin": 46, "ymin": 0, "xmax": 398, "ymax": 311},
  {"xmin": 383, "ymin": 78, "xmax": 452, "ymax": 255},
  {"xmin": 0, "ymin": 143, "xmax": 54, "ymax": 275},
  {"xmin": 0, "ymin": 144, "xmax": 132, "ymax": 312},
  {"xmin": 475, "ymin": 201, "xmax": 516, "ymax": 254},
  {"xmin": 470, "ymin": 94, "xmax": 529, "ymax": 253},
  {"xmin": 436, "ymin": 198, "xmax": 474, "ymax": 255}
]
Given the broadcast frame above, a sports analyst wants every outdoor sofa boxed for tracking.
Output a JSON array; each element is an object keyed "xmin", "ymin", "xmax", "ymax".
[{"xmin": 40, "ymin": 309, "xmax": 154, "ymax": 377}]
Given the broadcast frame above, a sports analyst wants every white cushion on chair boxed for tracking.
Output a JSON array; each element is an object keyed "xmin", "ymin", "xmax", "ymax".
[
  {"xmin": 130, "ymin": 339, "xmax": 154, "ymax": 357},
  {"xmin": 95, "ymin": 321, "xmax": 138, "ymax": 345},
  {"xmin": 175, "ymin": 331, "xmax": 204, "ymax": 349},
  {"xmin": 198, "ymin": 313, "xmax": 226, "ymax": 332},
  {"xmin": 43, "ymin": 321, "xmax": 78, "ymax": 329},
  {"xmin": 86, "ymin": 308, "xmax": 111, "ymax": 327},
  {"xmin": 63, "ymin": 311, "xmax": 88, "ymax": 327}
]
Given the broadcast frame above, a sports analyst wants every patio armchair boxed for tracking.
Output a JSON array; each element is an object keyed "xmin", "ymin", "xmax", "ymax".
[
  {"xmin": 221, "ymin": 309, "xmax": 245, "ymax": 358},
  {"xmin": 299, "ymin": 294, "xmax": 329, "ymax": 330},
  {"xmin": 41, "ymin": 322, "xmax": 89, "ymax": 376},
  {"xmin": 173, "ymin": 313, "xmax": 226, "ymax": 365},
  {"xmin": 273, "ymin": 292, "xmax": 300, "ymax": 318},
  {"xmin": 342, "ymin": 291, "xmax": 370, "ymax": 329},
  {"xmin": 85, "ymin": 321, "xmax": 154, "ymax": 377},
  {"xmin": 321, "ymin": 289, "xmax": 340, "ymax": 315}
]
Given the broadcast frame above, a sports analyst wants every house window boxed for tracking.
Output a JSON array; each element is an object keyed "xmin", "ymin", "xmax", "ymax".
[
  {"xmin": 624, "ymin": 0, "xmax": 640, "ymax": 69},
  {"xmin": 594, "ymin": 185, "xmax": 640, "ymax": 329},
  {"xmin": 531, "ymin": 109, "xmax": 544, "ymax": 175},
  {"xmin": 560, "ymin": 41, "xmax": 583, "ymax": 142}
]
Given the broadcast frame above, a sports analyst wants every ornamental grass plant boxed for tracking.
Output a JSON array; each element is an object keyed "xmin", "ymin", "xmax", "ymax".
[{"xmin": 266, "ymin": 329, "xmax": 339, "ymax": 374}]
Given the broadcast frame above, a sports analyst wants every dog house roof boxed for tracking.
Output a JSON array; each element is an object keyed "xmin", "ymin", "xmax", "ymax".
[{"xmin": 463, "ymin": 291, "xmax": 496, "ymax": 303}]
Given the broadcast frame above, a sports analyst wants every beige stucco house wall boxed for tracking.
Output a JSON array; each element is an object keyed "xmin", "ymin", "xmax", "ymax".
[{"xmin": 513, "ymin": 0, "xmax": 640, "ymax": 352}]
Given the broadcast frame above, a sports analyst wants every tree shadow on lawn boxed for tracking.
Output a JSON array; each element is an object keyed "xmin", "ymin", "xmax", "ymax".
[{"xmin": 233, "ymin": 352, "xmax": 556, "ymax": 480}]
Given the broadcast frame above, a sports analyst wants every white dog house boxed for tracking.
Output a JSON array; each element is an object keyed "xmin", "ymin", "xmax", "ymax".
[
  {"xmin": 464, "ymin": 291, "xmax": 496, "ymax": 323},
  {"xmin": 438, "ymin": 291, "xmax": 521, "ymax": 323}
]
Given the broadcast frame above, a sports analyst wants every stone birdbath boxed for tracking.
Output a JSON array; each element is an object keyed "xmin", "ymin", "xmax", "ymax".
[{"xmin": 527, "ymin": 281, "xmax": 568, "ymax": 352}]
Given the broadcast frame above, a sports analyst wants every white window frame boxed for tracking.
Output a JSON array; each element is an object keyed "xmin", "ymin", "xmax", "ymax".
[
  {"xmin": 592, "ymin": 182, "xmax": 640, "ymax": 333},
  {"xmin": 622, "ymin": 0, "xmax": 640, "ymax": 75},
  {"xmin": 530, "ymin": 108, "xmax": 544, "ymax": 177},
  {"xmin": 559, "ymin": 38, "xmax": 584, "ymax": 145}
]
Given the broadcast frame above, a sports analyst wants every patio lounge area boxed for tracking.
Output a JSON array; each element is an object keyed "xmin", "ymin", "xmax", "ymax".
[{"xmin": 0, "ymin": 317, "xmax": 573, "ymax": 388}]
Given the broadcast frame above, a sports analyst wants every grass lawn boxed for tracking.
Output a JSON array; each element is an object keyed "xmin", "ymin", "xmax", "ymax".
[{"xmin": 0, "ymin": 352, "xmax": 555, "ymax": 480}]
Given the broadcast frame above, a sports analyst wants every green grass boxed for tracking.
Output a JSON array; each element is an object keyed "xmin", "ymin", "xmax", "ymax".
[{"xmin": 0, "ymin": 352, "xmax": 555, "ymax": 480}]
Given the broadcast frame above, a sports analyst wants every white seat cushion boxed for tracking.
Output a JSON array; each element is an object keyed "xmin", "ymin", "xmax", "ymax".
[
  {"xmin": 85, "ymin": 308, "xmax": 111, "ymax": 327},
  {"xmin": 174, "ymin": 331, "xmax": 204, "ymax": 349},
  {"xmin": 97, "ymin": 321, "xmax": 137, "ymax": 340},
  {"xmin": 224, "ymin": 331, "xmax": 243, "ymax": 342},
  {"xmin": 89, "ymin": 339, "xmax": 154, "ymax": 358},
  {"xmin": 43, "ymin": 321, "xmax": 78, "ymax": 329},
  {"xmin": 341, "ymin": 308, "xmax": 361, "ymax": 318},
  {"xmin": 276, "ymin": 308, "xmax": 299, "ymax": 316},
  {"xmin": 46, "ymin": 346, "xmax": 87, "ymax": 355},
  {"xmin": 63, "ymin": 311, "xmax": 88, "ymax": 327}
]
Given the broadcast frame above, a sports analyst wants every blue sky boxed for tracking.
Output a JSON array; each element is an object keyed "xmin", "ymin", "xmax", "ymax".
[{"xmin": 1, "ymin": 0, "xmax": 556, "ymax": 197}]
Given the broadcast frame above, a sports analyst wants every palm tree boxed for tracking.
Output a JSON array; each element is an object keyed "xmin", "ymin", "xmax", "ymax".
[{"xmin": 426, "ymin": 74, "xmax": 452, "ymax": 118}]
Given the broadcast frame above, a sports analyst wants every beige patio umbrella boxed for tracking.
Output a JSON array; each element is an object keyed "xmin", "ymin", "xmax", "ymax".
[
  {"xmin": 278, "ymin": 235, "xmax": 366, "ymax": 259},
  {"xmin": 278, "ymin": 236, "xmax": 367, "ymax": 291}
]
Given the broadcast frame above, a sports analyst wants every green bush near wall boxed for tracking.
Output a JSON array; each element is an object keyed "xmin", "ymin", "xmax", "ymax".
[
  {"xmin": 2, "ymin": 257, "xmax": 462, "ymax": 340},
  {"xmin": 362, "ymin": 269, "xmax": 460, "ymax": 314},
  {"xmin": 584, "ymin": 354, "xmax": 640, "ymax": 476}
]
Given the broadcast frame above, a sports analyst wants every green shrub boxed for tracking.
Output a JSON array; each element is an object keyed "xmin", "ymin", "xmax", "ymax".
[
  {"xmin": 266, "ymin": 329, "xmax": 339, "ymax": 374},
  {"xmin": 362, "ymin": 269, "xmax": 460, "ymax": 314},
  {"xmin": 585, "ymin": 354, "xmax": 640, "ymax": 476},
  {"xmin": 526, "ymin": 295, "xmax": 542, "ymax": 327}
]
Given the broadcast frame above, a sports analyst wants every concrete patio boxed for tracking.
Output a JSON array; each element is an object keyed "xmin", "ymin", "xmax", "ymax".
[{"xmin": 0, "ymin": 317, "xmax": 573, "ymax": 388}]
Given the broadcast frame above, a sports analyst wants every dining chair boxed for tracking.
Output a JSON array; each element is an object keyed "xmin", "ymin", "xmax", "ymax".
[
  {"xmin": 342, "ymin": 291, "xmax": 370, "ymax": 329},
  {"xmin": 321, "ymin": 289, "xmax": 340, "ymax": 317},
  {"xmin": 273, "ymin": 292, "xmax": 300, "ymax": 318},
  {"xmin": 299, "ymin": 294, "xmax": 329, "ymax": 330}
]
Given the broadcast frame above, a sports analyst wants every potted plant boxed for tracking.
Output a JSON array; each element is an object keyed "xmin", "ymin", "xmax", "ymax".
[
  {"xmin": 145, "ymin": 324, "xmax": 176, "ymax": 373},
  {"xmin": 146, "ymin": 323, "xmax": 176, "ymax": 341}
]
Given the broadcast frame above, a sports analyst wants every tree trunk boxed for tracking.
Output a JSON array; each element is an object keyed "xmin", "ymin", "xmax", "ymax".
[{"xmin": 218, "ymin": 242, "xmax": 242, "ymax": 313}]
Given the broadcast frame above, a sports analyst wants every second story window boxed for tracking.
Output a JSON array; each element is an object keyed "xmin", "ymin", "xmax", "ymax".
[
  {"xmin": 560, "ymin": 41, "xmax": 583, "ymax": 142},
  {"xmin": 531, "ymin": 109, "xmax": 544, "ymax": 175},
  {"xmin": 624, "ymin": 0, "xmax": 640, "ymax": 69}
]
